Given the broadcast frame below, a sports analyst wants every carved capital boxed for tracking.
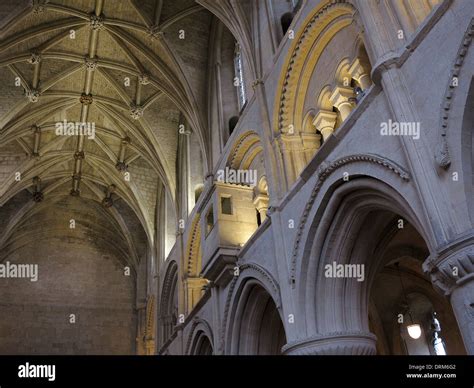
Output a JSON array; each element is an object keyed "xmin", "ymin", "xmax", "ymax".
[
  {"xmin": 329, "ymin": 86, "xmax": 354, "ymax": 109},
  {"xmin": 349, "ymin": 57, "xmax": 371, "ymax": 89},
  {"xmin": 423, "ymin": 244, "xmax": 474, "ymax": 295},
  {"xmin": 313, "ymin": 109, "xmax": 337, "ymax": 140},
  {"xmin": 282, "ymin": 332, "xmax": 377, "ymax": 355}
]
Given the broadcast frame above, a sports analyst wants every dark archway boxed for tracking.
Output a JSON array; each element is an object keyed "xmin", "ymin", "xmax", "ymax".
[
  {"xmin": 193, "ymin": 333, "xmax": 213, "ymax": 355},
  {"xmin": 159, "ymin": 261, "xmax": 178, "ymax": 345},
  {"xmin": 298, "ymin": 177, "xmax": 466, "ymax": 354},
  {"xmin": 369, "ymin": 224, "xmax": 466, "ymax": 355},
  {"xmin": 231, "ymin": 282, "xmax": 286, "ymax": 355}
]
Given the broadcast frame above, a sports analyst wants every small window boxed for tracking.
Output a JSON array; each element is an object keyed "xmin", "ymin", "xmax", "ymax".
[
  {"xmin": 234, "ymin": 43, "xmax": 247, "ymax": 110},
  {"xmin": 206, "ymin": 207, "xmax": 214, "ymax": 235},
  {"xmin": 221, "ymin": 196, "xmax": 232, "ymax": 215}
]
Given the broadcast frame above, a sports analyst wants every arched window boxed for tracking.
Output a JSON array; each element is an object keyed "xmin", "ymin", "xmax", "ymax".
[{"xmin": 234, "ymin": 43, "xmax": 246, "ymax": 111}]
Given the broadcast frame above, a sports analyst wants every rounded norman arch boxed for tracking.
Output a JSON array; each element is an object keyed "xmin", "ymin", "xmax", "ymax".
[
  {"xmin": 186, "ymin": 319, "xmax": 214, "ymax": 355},
  {"xmin": 295, "ymin": 175, "xmax": 431, "ymax": 337},
  {"xmin": 224, "ymin": 266, "xmax": 286, "ymax": 355}
]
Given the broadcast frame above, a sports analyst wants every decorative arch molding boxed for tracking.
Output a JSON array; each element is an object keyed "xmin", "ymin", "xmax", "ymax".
[
  {"xmin": 435, "ymin": 17, "xmax": 474, "ymax": 169},
  {"xmin": 185, "ymin": 317, "xmax": 214, "ymax": 355},
  {"xmin": 221, "ymin": 263, "xmax": 282, "ymax": 354},
  {"xmin": 290, "ymin": 154, "xmax": 411, "ymax": 285},
  {"xmin": 185, "ymin": 213, "xmax": 202, "ymax": 277},
  {"xmin": 161, "ymin": 260, "xmax": 179, "ymax": 308},
  {"xmin": 274, "ymin": 0, "xmax": 356, "ymax": 135},
  {"xmin": 227, "ymin": 130, "xmax": 263, "ymax": 169},
  {"xmin": 294, "ymin": 177, "xmax": 430, "ymax": 338}
]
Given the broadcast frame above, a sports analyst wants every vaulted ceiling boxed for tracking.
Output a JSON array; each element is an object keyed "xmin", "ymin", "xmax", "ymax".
[{"xmin": 0, "ymin": 0, "xmax": 229, "ymax": 267}]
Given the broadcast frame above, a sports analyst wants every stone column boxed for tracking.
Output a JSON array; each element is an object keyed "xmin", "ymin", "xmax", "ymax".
[
  {"xmin": 301, "ymin": 132, "xmax": 322, "ymax": 162},
  {"xmin": 282, "ymin": 332, "xmax": 377, "ymax": 355},
  {"xmin": 313, "ymin": 110, "xmax": 338, "ymax": 141},
  {"xmin": 185, "ymin": 277, "xmax": 208, "ymax": 312},
  {"xmin": 330, "ymin": 86, "xmax": 355, "ymax": 121},
  {"xmin": 424, "ymin": 243, "xmax": 474, "ymax": 354},
  {"xmin": 253, "ymin": 194, "xmax": 269, "ymax": 222}
]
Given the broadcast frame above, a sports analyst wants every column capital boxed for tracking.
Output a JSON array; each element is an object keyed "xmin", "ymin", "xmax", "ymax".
[
  {"xmin": 313, "ymin": 110, "xmax": 337, "ymax": 141},
  {"xmin": 423, "ymin": 241, "xmax": 474, "ymax": 296},
  {"xmin": 313, "ymin": 109, "xmax": 337, "ymax": 129},
  {"xmin": 282, "ymin": 331, "xmax": 376, "ymax": 355},
  {"xmin": 349, "ymin": 57, "xmax": 370, "ymax": 79},
  {"xmin": 329, "ymin": 86, "xmax": 354, "ymax": 108}
]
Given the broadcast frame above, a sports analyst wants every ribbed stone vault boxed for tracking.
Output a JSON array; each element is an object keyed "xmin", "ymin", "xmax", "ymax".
[{"xmin": 0, "ymin": 0, "xmax": 216, "ymax": 268}]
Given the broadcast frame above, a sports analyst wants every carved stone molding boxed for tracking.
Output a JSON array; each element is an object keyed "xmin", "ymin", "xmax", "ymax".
[
  {"xmin": 149, "ymin": 25, "xmax": 164, "ymax": 39},
  {"xmin": 74, "ymin": 151, "xmax": 85, "ymax": 160},
  {"xmin": 435, "ymin": 18, "xmax": 474, "ymax": 169},
  {"xmin": 219, "ymin": 262, "xmax": 281, "ymax": 353},
  {"xmin": 277, "ymin": 1, "xmax": 355, "ymax": 133},
  {"xmin": 184, "ymin": 317, "xmax": 213, "ymax": 355},
  {"xmin": 79, "ymin": 93, "xmax": 93, "ymax": 105},
  {"xmin": 84, "ymin": 56, "xmax": 98, "ymax": 71},
  {"xmin": 282, "ymin": 331, "xmax": 377, "ymax": 355},
  {"xmin": 139, "ymin": 74, "xmax": 150, "ymax": 86},
  {"xmin": 219, "ymin": 276, "xmax": 238, "ymax": 352},
  {"xmin": 251, "ymin": 79, "xmax": 264, "ymax": 89},
  {"xmin": 89, "ymin": 13, "xmax": 104, "ymax": 30},
  {"xmin": 290, "ymin": 154, "xmax": 410, "ymax": 286},
  {"xmin": 32, "ymin": 0, "xmax": 48, "ymax": 14},
  {"xmin": 423, "ymin": 244, "xmax": 474, "ymax": 295},
  {"xmin": 27, "ymin": 52, "xmax": 41, "ymax": 65},
  {"xmin": 26, "ymin": 89, "xmax": 40, "ymax": 103},
  {"xmin": 227, "ymin": 131, "xmax": 261, "ymax": 169},
  {"xmin": 130, "ymin": 105, "xmax": 143, "ymax": 120}
]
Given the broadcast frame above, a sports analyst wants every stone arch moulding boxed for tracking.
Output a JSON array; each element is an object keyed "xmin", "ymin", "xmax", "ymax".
[
  {"xmin": 160, "ymin": 260, "xmax": 178, "ymax": 315},
  {"xmin": 221, "ymin": 263, "xmax": 282, "ymax": 354},
  {"xmin": 290, "ymin": 153, "xmax": 412, "ymax": 287},
  {"xmin": 435, "ymin": 17, "xmax": 474, "ymax": 169},
  {"xmin": 274, "ymin": 0, "xmax": 356, "ymax": 135},
  {"xmin": 185, "ymin": 317, "xmax": 214, "ymax": 355},
  {"xmin": 292, "ymin": 178, "xmax": 433, "ymax": 348},
  {"xmin": 185, "ymin": 213, "xmax": 202, "ymax": 277},
  {"xmin": 226, "ymin": 130, "xmax": 263, "ymax": 170}
]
